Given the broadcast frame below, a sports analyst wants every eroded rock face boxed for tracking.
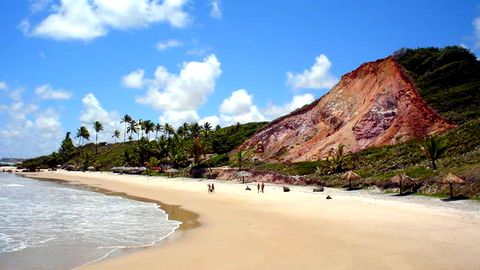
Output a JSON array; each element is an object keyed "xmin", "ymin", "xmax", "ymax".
[{"xmin": 238, "ymin": 57, "xmax": 454, "ymax": 162}]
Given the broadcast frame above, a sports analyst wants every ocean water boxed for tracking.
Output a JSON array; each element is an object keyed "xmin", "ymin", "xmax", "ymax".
[{"xmin": 0, "ymin": 173, "xmax": 181, "ymax": 270}]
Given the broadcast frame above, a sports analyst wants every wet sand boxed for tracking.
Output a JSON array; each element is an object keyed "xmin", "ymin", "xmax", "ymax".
[{"xmin": 20, "ymin": 170, "xmax": 480, "ymax": 270}]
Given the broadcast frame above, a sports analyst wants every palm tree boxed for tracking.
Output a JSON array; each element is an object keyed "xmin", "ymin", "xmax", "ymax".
[
  {"xmin": 112, "ymin": 130, "xmax": 121, "ymax": 143},
  {"xmin": 75, "ymin": 126, "xmax": 90, "ymax": 146},
  {"xmin": 420, "ymin": 136, "xmax": 448, "ymax": 170},
  {"xmin": 127, "ymin": 120, "xmax": 138, "ymax": 140},
  {"xmin": 203, "ymin": 122, "xmax": 212, "ymax": 133},
  {"xmin": 237, "ymin": 151, "xmax": 244, "ymax": 170},
  {"xmin": 192, "ymin": 136, "xmax": 205, "ymax": 164},
  {"xmin": 317, "ymin": 143, "xmax": 346, "ymax": 175},
  {"xmin": 120, "ymin": 114, "xmax": 132, "ymax": 143},
  {"xmin": 75, "ymin": 127, "xmax": 83, "ymax": 147},
  {"xmin": 190, "ymin": 122, "xmax": 202, "ymax": 138},
  {"xmin": 93, "ymin": 121, "xmax": 103, "ymax": 154},
  {"xmin": 138, "ymin": 119, "xmax": 144, "ymax": 139},
  {"xmin": 155, "ymin": 123, "xmax": 163, "ymax": 139},
  {"xmin": 164, "ymin": 123, "xmax": 175, "ymax": 137},
  {"xmin": 143, "ymin": 120, "xmax": 155, "ymax": 140},
  {"xmin": 177, "ymin": 123, "xmax": 190, "ymax": 139}
]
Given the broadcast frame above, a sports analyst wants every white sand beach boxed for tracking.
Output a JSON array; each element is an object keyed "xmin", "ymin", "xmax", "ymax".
[{"xmin": 19, "ymin": 170, "xmax": 480, "ymax": 270}]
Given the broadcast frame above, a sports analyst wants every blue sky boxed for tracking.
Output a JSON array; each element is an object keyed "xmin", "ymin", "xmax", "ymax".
[{"xmin": 0, "ymin": 0, "xmax": 479, "ymax": 158}]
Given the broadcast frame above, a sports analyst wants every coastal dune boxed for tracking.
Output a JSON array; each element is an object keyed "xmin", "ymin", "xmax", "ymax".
[{"xmin": 23, "ymin": 171, "xmax": 480, "ymax": 270}]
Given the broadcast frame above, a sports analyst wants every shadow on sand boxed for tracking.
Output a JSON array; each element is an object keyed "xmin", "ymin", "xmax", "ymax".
[{"xmin": 441, "ymin": 195, "xmax": 469, "ymax": 202}]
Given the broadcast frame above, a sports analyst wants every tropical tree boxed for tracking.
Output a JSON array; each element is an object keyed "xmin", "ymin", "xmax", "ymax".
[
  {"xmin": 192, "ymin": 136, "xmax": 206, "ymax": 164},
  {"xmin": 237, "ymin": 151, "xmax": 244, "ymax": 170},
  {"xmin": 203, "ymin": 122, "xmax": 212, "ymax": 133},
  {"xmin": 127, "ymin": 120, "xmax": 138, "ymax": 140},
  {"xmin": 190, "ymin": 123, "xmax": 202, "ymax": 138},
  {"xmin": 420, "ymin": 136, "xmax": 448, "ymax": 170},
  {"xmin": 155, "ymin": 123, "xmax": 163, "ymax": 139},
  {"xmin": 143, "ymin": 120, "xmax": 155, "ymax": 140},
  {"xmin": 164, "ymin": 123, "xmax": 175, "ymax": 137},
  {"xmin": 317, "ymin": 143, "xmax": 346, "ymax": 175},
  {"xmin": 93, "ymin": 121, "xmax": 103, "ymax": 154},
  {"xmin": 75, "ymin": 126, "xmax": 90, "ymax": 146},
  {"xmin": 112, "ymin": 130, "xmax": 121, "ymax": 143},
  {"xmin": 138, "ymin": 119, "xmax": 144, "ymax": 139},
  {"xmin": 75, "ymin": 127, "xmax": 82, "ymax": 146},
  {"xmin": 120, "ymin": 114, "xmax": 132, "ymax": 143},
  {"xmin": 59, "ymin": 132, "xmax": 76, "ymax": 163}
]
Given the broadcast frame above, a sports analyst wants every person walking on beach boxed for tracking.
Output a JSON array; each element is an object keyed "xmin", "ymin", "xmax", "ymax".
[
  {"xmin": 261, "ymin": 182, "xmax": 265, "ymax": 193},
  {"xmin": 257, "ymin": 183, "xmax": 260, "ymax": 193},
  {"xmin": 211, "ymin": 183, "xmax": 215, "ymax": 193},
  {"xmin": 207, "ymin": 183, "xmax": 211, "ymax": 193}
]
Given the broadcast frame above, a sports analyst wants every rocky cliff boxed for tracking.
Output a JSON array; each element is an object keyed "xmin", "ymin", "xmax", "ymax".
[{"xmin": 238, "ymin": 57, "xmax": 454, "ymax": 162}]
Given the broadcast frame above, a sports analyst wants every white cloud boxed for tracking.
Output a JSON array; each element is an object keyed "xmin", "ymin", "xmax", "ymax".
[
  {"xmin": 474, "ymin": 16, "xmax": 480, "ymax": 49},
  {"xmin": 156, "ymin": 39, "xmax": 183, "ymax": 51},
  {"xmin": 199, "ymin": 115, "xmax": 220, "ymax": 127},
  {"xmin": 0, "ymin": 99, "xmax": 63, "ymax": 158},
  {"xmin": 220, "ymin": 89, "xmax": 252, "ymax": 115},
  {"xmin": 122, "ymin": 69, "xmax": 145, "ymax": 89},
  {"xmin": 0, "ymin": 82, "xmax": 7, "ymax": 90},
  {"xmin": 219, "ymin": 89, "xmax": 265, "ymax": 125},
  {"xmin": 35, "ymin": 84, "xmax": 73, "ymax": 100},
  {"xmin": 25, "ymin": 0, "xmax": 190, "ymax": 41},
  {"xmin": 9, "ymin": 89, "xmax": 24, "ymax": 102},
  {"xmin": 186, "ymin": 47, "xmax": 210, "ymax": 56},
  {"xmin": 287, "ymin": 54, "xmax": 338, "ymax": 90},
  {"xmin": 135, "ymin": 54, "xmax": 222, "ymax": 111},
  {"xmin": 80, "ymin": 93, "xmax": 121, "ymax": 143},
  {"xmin": 159, "ymin": 110, "xmax": 200, "ymax": 127},
  {"xmin": 34, "ymin": 108, "xmax": 63, "ymax": 137},
  {"xmin": 264, "ymin": 93, "xmax": 315, "ymax": 119},
  {"xmin": 29, "ymin": 0, "xmax": 53, "ymax": 14},
  {"xmin": 18, "ymin": 19, "xmax": 31, "ymax": 35},
  {"xmin": 210, "ymin": 0, "xmax": 222, "ymax": 19}
]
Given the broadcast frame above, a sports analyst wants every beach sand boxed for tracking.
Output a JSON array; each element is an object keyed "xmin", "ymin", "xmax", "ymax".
[{"xmin": 19, "ymin": 171, "xmax": 480, "ymax": 270}]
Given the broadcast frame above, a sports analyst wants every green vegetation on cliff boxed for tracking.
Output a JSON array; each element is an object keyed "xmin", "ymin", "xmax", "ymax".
[{"xmin": 395, "ymin": 46, "xmax": 480, "ymax": 124}]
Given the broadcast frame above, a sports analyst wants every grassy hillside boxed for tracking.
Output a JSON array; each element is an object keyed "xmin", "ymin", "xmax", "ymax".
[
  {"xmin": 21, "ymin": 122, "xmax": 267, "ymax": 170},
  {"xmin": 395, "ymin": 46, "xmax": 480, "ymax": 124}
]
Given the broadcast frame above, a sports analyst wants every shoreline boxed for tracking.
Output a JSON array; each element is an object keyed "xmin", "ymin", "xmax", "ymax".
[
  {"xmin": 17, "ymin": 170, "xmax": 480, "ymax": 270},
  {"xmin": 14, "ymin": 173, "xmax": 201, "ymax": 269}
]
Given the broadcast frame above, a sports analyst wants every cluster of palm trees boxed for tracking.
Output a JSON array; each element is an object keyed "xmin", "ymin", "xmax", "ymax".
[
  {"xmin": 74, "ymin": 114, "xmax": 217, "ymax": 167},
  {"xmin": 75, "ymin": 121, "xmax": 105, "ymax": 154},
  {"xmin": 121, "ymin": 114, "xmax": 166, "ymax": 142}
]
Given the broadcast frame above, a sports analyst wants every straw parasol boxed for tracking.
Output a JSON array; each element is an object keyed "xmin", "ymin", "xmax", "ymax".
[
  {"xmin": 342, "ymin": 170, "xmax": 361, "ymax": 190},
  {"xmin": 438, "ymin": 173, "xmax": 466, "ymax": 199},
  {"xmin": 237, "ymin": 170, "xmax": 252, "ymax": 183},
  {"xmin": 166, "ymin": 168, "xmax": 179, "ymax": 178},
  {"xmin": 390, "ymin": 174, "xmax": 415, "ymax": 195},
  {"xmin": 87, "ymin": 166, "xmax": 95, "ymax": 171}
]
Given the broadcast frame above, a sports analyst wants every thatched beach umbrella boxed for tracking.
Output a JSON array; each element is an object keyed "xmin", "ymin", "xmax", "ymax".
[
  {"xmin": 237, "ymin": 170, "xmax": 252, "ymax": 183},
  {"xmin": 166, "ymin": 168, "xmax": 179, "ymax": 178},
  {"xmin": 342, "ymin": 171, "xmax": 361, "ymax": 190},
  {"xmin": 87, "ymin": 166, "xmax": 95, "ymax": 171},
  {"xmin": 390, "ymin": 174, "xmax": 415, "ymax": 195},
  {"xmin": 438, "ymin": 173, "xmax": 465, "ymax": 199}
]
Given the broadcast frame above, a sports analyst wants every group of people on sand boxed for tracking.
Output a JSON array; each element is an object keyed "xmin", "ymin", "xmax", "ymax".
[
  {"xmin": 207, "ymin": 183, "xmax": 215, "ymax": 193},
  {"xmin": 257, "ymin": 182, "xmax": 265, "ymax": 193}
]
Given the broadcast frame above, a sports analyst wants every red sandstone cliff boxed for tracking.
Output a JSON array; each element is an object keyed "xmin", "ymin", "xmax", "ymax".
[{"xmin": 238, "ymin": 57, "xmax": 454, "ymax": 162}]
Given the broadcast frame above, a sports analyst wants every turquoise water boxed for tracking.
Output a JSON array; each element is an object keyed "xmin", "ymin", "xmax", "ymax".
[{"xmin": 0, "ymin": 173, "xmax": 181, "ymax": 270}]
